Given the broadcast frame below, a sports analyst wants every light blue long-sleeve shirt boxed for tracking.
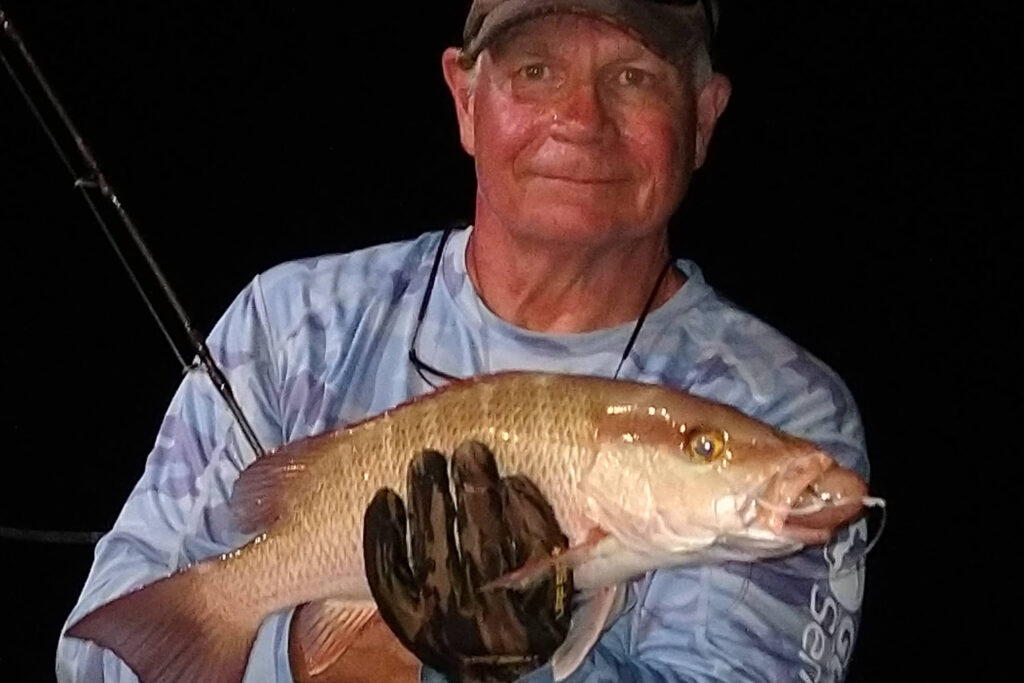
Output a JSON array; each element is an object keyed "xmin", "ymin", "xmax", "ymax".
[{"xmin": 56, "ymin": 226, "xmax": 870, "ymax": 682}]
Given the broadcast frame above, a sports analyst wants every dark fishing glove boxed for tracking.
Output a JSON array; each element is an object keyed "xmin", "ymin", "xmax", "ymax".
[{"xmin": 363, "ymin": 441, "xmax": 573, "ymax": 683}]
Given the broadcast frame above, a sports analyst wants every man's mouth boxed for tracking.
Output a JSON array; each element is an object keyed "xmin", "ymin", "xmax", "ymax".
[{"xmin": 534, "ymin": 173, "xmax": 626, "ymax": 185}]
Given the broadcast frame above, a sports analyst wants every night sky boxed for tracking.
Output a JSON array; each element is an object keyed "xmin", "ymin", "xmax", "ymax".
[{"xmin": 0, "ymin": 2, "xmax": 1014, "ymax": 681}]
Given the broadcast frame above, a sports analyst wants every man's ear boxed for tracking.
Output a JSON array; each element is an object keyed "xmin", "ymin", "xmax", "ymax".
[
  {"xmin": 442, "ymin": 47, "xmax": 476, "ymax": 156},
  {"xmin": 694, "ymin": 72, "xmax": 732, "ymax": 169}
]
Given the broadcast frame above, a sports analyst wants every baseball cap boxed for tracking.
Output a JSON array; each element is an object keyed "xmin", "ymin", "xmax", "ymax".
[{"xmin": 461, "ymin": 0, "xmax": 718, "ymax": 66}]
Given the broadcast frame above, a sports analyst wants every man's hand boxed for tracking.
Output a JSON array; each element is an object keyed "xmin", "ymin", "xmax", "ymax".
[{"xmin": 363, "ymin": 441, "xmax": 573, "ymax": 683}]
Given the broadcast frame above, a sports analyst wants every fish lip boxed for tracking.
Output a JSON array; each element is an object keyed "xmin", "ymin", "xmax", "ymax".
[
  {"xmin": 784, "ymin": 466, "xmax": 868, "ymax": 533},
  {"xmin": 756, "ymin": 452, "xmax": 833, "ymax": 536},
  {"xmin": 757, "ymin": 456, "xmax": 868, "ymax": 548}
]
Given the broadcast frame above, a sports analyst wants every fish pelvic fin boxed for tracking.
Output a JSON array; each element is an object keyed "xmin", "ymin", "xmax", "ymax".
[
  {"xmin": 551, "ymin": 585, "xmax": 623, "ymax": 681},
  {"xmin": 293, "ymin": 598, "xmax": 379, "ymax": 676},
  {"xmin": 231, "ymin": 431, "xmax": 342, "ymax": 533},
  {"xmin": 64, "ymin": 566, "xmax": 262, "ymax": 683}
]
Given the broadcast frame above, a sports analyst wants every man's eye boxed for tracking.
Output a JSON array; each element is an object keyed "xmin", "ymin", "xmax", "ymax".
[
  {"xmin": 520, "ymin": 63, "xmax": 549, "ymax": 80},
  {"xmin": 618, "ymin": 67, "xmax": 653, "ymax": 87}
]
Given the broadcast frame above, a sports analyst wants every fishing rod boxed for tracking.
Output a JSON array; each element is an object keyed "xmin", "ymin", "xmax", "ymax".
[{"xmin": 0, "ymin": 8, "xmax": 266, "ymax": 544}]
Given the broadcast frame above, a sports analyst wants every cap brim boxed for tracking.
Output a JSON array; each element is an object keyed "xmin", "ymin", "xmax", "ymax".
[{"xmin": 462, "ymin": 0, "xmax": 709, "ymax": 65}]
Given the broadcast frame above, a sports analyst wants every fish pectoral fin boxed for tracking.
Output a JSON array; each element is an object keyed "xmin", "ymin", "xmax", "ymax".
[
  {"xmin": 550, "ymin": 584, "xmax": 623, "ymax": 681},
  {"xmin": 482, "ymin": 528, "xmax": 610, "ymax": 592},
  {"xmin": 295, "ymin": 598, "xmax": 379, "ymax": 676},
  {"xmin": 230, "ymin": 432, "xmax": 342, "ymax": 533}
]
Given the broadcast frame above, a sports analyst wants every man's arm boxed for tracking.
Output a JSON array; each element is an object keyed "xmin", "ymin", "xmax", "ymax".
[{"xmin": 55, "ymin": 277, "xmax": 290, "ymax": 682}]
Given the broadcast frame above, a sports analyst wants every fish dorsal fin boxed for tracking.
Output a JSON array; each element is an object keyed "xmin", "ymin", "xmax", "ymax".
[
  {"xmin": 550, "ymin": 585, "xmax": 623, "ymax": 681},
  {"xmin": 230, "ymin": 430, "xmax": 343, "ymax": 534},
  {"xmin": 294, "ymin": 598, "xmax": 379, "ymax": 676}
]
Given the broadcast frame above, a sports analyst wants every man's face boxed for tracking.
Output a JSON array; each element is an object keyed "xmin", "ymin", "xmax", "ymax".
[{"xmin": 444, "ymin": 14, "xmax": 730, "ymax": 247}]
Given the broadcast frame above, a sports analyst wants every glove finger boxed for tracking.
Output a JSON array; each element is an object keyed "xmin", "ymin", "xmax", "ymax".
[
  {"xmin": 451, "ymin": 441, "xmax": 515, "ymax": 590},
  {"xmin": 407, "ymin": 450, "xmax": 469, "ymax": 614},
  {"xmin": 451, "ymin": 441, "xmax": 536, "ymax": 657},
  {"xmin": 502, "ymin": 475, "xmax": 574, "ymax": 656},
  {"xmin": 362, "ymin": 488, "xmax": 424, "ymax": 645},
  {"xmin": 502, "ymin": 474, "xmax": 569, "ymax": 565}
]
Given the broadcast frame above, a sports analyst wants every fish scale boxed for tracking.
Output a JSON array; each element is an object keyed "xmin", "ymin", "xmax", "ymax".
[{"xmin": 284, "ymin": 373, "xmax": 600, "ymax": 608}]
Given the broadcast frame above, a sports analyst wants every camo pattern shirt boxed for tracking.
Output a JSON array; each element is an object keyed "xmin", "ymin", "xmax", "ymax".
[{"xmin": 56, "ymin": 226, "xmax": 870, "ymax": 683}]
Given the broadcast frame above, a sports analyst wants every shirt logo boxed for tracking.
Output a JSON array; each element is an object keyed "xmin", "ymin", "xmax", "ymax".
[{"xmin": 798, "ymin": 519, "xmax": 867, "ymax": 682}]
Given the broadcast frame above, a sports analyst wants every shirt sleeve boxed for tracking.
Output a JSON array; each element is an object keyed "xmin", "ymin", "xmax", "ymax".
[{"xmin": 54, "ymin": 274, "xmax": 298, "ymax": 682}]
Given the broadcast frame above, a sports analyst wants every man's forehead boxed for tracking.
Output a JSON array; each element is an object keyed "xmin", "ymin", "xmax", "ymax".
[{"xmin": 490, "ymin": 13, "xmax": 658, "ymax": 60}]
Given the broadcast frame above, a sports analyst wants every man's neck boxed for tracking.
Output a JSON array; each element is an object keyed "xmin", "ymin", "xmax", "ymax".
[{"xmin": 464, "ymin": 224, "xmax": 684, "ymax": 334}]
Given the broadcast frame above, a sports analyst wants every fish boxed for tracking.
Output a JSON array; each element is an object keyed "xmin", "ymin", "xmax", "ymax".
[{"xmin": 65, "ymin": 371, "xmax": 874, "ymax": 683}]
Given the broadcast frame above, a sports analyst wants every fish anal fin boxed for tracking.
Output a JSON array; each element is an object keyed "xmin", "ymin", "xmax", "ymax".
[
  {"xmin": 231, "ymin": 431, "xmax": 342, "ymax": 533},
  {"xmin": 295, "ymin": 598, "xmax": 379, "ymax": 677},
  {"xmin": 65, "ymin": 565, "xmax": 261, "ymax": 683},
  {"xmin": 551, "ymin": 585, "xmax": 621, "ymax": 681}
]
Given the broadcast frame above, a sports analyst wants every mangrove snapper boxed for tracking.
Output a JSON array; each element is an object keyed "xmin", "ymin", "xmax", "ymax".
[{"xmin": 66, "ymin": 372, "xmax": 874, "ymax": 682}]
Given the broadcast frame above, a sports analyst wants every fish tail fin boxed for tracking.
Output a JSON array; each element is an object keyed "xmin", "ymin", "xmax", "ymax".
[{"xmin": 65, "ymin": 566, "xmax": 262, "ymax": 683}]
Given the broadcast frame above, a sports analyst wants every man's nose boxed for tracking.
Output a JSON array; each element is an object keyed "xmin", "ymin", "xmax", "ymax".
[{"xmin": 549, "ymin": 79, "xmax": 611, "ymax": 143}]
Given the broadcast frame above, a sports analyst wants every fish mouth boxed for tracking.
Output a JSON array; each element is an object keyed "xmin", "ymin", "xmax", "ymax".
[{"xmin": 757, "ymin": 454, "xmax": 868, "ymax": 544}]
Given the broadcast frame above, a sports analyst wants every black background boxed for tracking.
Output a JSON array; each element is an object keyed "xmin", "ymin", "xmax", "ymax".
[{"xmin": 0, "ymin": 1, "xmax": 1015, "ymax": 681}]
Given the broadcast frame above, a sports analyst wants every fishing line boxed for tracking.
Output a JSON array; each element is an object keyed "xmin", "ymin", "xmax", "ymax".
[
  {"xmin": 636, "ymin": 507, "xmax": 886, "ymax": 626},
  {"xmin": 0, "ymin": 526, "xmax": 104, "ymax": 545},
  {"xmin": 0, "ymin": 8, "xmax": 265, "ymax": 545},
  {"xmin": 747, "ymin": 503, "xmax": 888, "ymax": 582},
  {"xmin": 635, "ymin": 495, "xmax": 887, "ymax": 624}
]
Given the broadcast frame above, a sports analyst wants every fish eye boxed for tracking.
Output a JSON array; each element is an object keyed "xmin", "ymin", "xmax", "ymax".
[{"xmin": 687, "ymin": 429, "xmax": 727, "ymax": 462}]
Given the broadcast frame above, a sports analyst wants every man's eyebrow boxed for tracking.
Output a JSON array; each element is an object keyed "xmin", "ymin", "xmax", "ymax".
[
  {"xmin": 492, "ymin": 35, "xmax": 556, "ymax": 59},
  {"xmin": 605, "ymin": 39, "xmax": 657, "ymax": 61},
  {"xmin": 607, "ymin": 51, "xmax": 655, "ymax": 65}
]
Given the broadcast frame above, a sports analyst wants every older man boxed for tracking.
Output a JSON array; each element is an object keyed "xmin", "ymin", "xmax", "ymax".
[{"xmin": 57, "ymin": 1, "xmax": 870, "ymax": 682}]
